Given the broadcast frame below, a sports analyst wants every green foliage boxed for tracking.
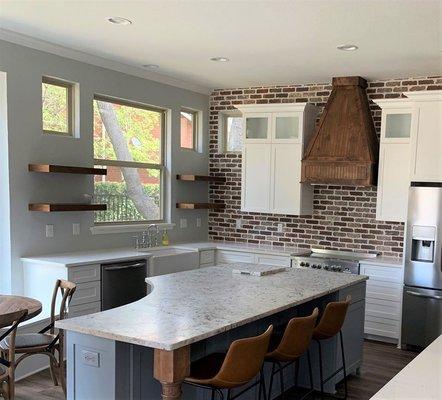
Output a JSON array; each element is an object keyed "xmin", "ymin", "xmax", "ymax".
[
  {"xmin": 94, "ymin": 182, "xmax": 160, "ymax": 223},
  {"xmin": 93, "ymin": 100, "xmax": 162, "ymax": 164},
  {"xmin": 42, "ymin": 83, "xmax": 69, "ymax": 134}
]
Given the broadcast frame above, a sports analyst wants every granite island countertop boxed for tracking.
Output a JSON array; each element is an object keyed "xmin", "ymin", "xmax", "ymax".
[{"xmin": 56, "ymin": 264, "xmax": 367, "ymax": 350}]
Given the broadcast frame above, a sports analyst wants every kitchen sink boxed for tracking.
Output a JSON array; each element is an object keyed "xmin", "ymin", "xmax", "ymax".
[{"xmin": 141, "ymin": 247, "xmax": 200, "ymax": 276}]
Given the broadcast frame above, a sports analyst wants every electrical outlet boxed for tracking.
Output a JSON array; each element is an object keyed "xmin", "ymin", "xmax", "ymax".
[
  {"xmin": 277, "ymin": 223, "xmax": 283, "ymax": 232},
  {"xmin": 73, "ymin": 223, "xmax": 80, "ymax": 236},
  {"xmin": 81, "ymin": 350, "xmax": 100, "ymax": 368},
  {"xmin": 236, "ymin": 219, "xmax": 243, "ymax": 229},
  {"xmin": 180, "ymin": 218, "xmax": 187, "ymax": 229},
  {"xmin": 196, "ymin": 217, "xmax": 202, "ymax": 228},
  {"xmin": 45, "ymin": 224, "xmax": 54, "ymax": 238}
]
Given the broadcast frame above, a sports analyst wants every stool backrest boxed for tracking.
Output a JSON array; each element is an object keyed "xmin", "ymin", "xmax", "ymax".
[
  {"xmin": 314, "ymin": 295, "xmax": 351, "ymax": 339},
  {"xmin": 214, "ymin": 325, "xmax": 273, "ymax": 387},
  {"xmin": 49, "ymin": 279, "xmax": 77, "ymax": 334},
  {"xmin": 273, "ymin": 308, "xmax": 319, "ymax": 359}
]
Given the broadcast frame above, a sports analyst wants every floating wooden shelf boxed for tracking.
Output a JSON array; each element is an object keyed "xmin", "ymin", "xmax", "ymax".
[
  {"xmin": 29, "ymin": 203, "xmax": 107, "ymax": 212},
  {"xmin": 176, "ymin": 174, "xmax": 225, "ymax": 183},
  {"xmin": 176, "ymin": 202, "xmax": 225, "ymax": 210},
  {"xmin": 29, "ymin": 164, "xmax": 107, "ymax": 175}
]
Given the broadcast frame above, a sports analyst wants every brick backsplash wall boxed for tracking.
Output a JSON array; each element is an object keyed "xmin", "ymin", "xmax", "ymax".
[{"xmin": 208, "ymin": 76, "xmax": 442, "ymax": 257}]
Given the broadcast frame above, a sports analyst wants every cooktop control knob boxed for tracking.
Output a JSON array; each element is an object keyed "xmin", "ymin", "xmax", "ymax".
[
  {"xmin": 305, "ymin": 262, "xmax": 310, "ymax": 267},
  {"xmin": 324, "ymin": 265, "xmax": 330, "ymax": 271},
  {"xmin": 300, "ymin": 262, "xmax": 305, "ymax": 267}
]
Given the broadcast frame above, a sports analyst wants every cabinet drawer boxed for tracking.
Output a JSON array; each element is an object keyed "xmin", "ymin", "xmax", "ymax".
[
  {"xmin": 217, "ymin": 250, "xmax": 254, "ymax": 264},
  {"xmin": 70, "ymin": 281, "xmax": 101, "ymax": 307},
  {"xmin": 255, "ymin": 254, "xmax": 291, "ymax": 267},
  {"xmin": 364, "ymin": 319, "xmax": 399, "ymax": 339},
  {"xmin": 365, "ymin": 298, "xmax": 401, "ymax": 321},
  {"xmin": 68, "ymin": 301, "xmax": 101, "ymax": 319},
  {"xmin": 360, "ymin": 264, "xmax": 402, "ymax": 283},
  {"xmin": 200, "ymin": 250, "xmax": 215, "ymax": 265},
  {"xmin": 68, "ymin": 264, "xmax": 101, "ymax": 284},
  {"xmin": 366, "ymin": 282, "xmax": 402, "ymax": 302}
]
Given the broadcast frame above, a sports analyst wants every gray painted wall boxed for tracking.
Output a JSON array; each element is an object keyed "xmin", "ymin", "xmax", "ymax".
[{"xmin": 0, "ymin": 40, "xmax": 210, "ymax": 294}]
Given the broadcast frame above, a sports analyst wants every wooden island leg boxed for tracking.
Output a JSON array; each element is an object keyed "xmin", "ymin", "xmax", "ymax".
[{"xmin": 154, "ymin": 346, "xmax": 190, "ymax": 400}]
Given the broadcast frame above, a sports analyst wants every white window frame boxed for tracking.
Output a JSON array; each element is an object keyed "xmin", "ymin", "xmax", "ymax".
[
  {"xmin": 93, "ymin": 95, "xmax": 166, "ymax": 226},
  {"xmin": 42, "ymin": 76, "xmax": 77, "ymax": 137},
  {"xmin": 219, "ymin": 110, "xmax": 243, "ymax": 154},
  {"xmin": 180, "ymin": 107, "xmax": 199, "ymax": 151}
]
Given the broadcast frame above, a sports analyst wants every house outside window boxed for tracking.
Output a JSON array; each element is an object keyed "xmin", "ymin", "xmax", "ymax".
[
  {"xmin": 93, "ymin": 96, "xmax": 165, "ymax": 224},
  {"xmin": 42, "ymin": 76, "xmax": 76, "ymax": 136},
  {"xmin": 220, "ymin": 112, "xmax": 243, "ymax": 153},
  {"xmin": 180, "ymin": 109, "xmax": 197, "ymax": 150}
]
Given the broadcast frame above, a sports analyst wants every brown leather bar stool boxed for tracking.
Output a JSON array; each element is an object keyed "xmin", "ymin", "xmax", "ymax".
[
  {"xmin": 0, "ymin": 309, "xmax": 28, "ymax": 400},
  {"xmin": 184, "ymin": 325, "xmax": 273, "ymax": 400},
  {"xmin": 265, "ymin": 308, "xmax": 318, "ymax": 400},
  {"xmin": 0, "ymin": 279, "xmax": 76, "ymax": 397},
  {"xmin": 313, "ymin": 295, "xmax": 351, "ymax": 400}
]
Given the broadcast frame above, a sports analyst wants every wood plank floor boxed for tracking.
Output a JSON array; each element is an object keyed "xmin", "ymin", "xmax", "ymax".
[{"xmin": 9, "ymin": 340, "xmax": 417, "ymax": 400}]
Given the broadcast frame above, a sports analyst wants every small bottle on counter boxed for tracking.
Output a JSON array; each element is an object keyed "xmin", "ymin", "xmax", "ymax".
[{"xmin": 162, "ymin": 230, "xmax": 169, "ymax": 246}]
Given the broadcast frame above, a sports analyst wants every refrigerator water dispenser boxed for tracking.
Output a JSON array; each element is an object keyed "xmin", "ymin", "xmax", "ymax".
[{"xmin": 411, "ymin": 225, "xmax": 436, "ymax": 263}]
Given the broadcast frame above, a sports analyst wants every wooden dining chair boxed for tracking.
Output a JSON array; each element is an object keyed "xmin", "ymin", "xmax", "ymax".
[
  {"xmin": 0, "ymin": 279, "xmax": 76, "ymax": 397},
  {"xmin": 184, "ymin": 325, "xmax": 274, "ymax": 400},
  {"xmin": 0, "ymin": 309, "xmax": 28, "ymax": 400}
]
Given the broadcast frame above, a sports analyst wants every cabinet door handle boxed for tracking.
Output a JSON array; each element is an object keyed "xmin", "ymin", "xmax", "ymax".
[{"xmin": 406, "ymin": 290, "xmax": 442, "ymax": 300}]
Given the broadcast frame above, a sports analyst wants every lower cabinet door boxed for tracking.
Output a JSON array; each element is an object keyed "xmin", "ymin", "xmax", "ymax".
[{"xmin": 68, "ymin": 301, "xmax": 101, "ymax": 318}]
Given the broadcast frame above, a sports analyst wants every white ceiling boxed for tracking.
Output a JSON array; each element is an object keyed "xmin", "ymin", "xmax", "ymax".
[{"xmin": 0, "ymin": 0, "xmax": 441, "ymax": 93}]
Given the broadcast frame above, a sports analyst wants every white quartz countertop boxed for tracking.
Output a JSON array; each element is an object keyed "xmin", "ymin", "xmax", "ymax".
[
  {"xmin": 21, "ymin": 241, "xmax": 310, "ymax": 267},
  {"xmin": 56, "ymin": 264, "xmax": 367, "ymax": 350},
  {"xmin": 371, "ymin": 335, "xmax": 442, "ymax": 400}
]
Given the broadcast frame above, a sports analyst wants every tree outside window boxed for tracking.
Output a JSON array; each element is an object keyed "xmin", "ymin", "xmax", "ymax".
[{"xmin": 93, "ymin": 97, "xmax": 165, "ymax": 224}]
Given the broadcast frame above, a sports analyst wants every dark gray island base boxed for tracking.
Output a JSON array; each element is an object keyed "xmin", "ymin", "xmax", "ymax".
[{"xmin": 57, "ymin": 265, "xmax": 367, "ymax": 400}]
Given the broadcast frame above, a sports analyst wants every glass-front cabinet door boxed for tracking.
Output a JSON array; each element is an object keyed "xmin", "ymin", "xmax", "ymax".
[
  {"xmin": 382, "ymin": 109, "xmax": 413, "ymax": 142},
  {"xmin": 244, "ymin": 113, "xmax": 271, "ymax": 142},
  {"xmin": 272, "ymin": 112, "xmax": 301, "ymax": 143}
]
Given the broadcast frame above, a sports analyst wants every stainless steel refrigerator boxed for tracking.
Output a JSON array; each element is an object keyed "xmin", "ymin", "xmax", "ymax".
[{"xmin": 402, "ymin": 182, "xmax": 442, "ymax": 348}]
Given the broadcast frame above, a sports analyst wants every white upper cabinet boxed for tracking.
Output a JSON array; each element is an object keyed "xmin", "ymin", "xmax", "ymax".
[
  {"xmin": 405, "ymin": 91, "xmax": 442, "ymax": 183},
  {"xmin": 374, "ymin": 99, "xmax": 415, "ymax": 222},
  {"xmin": 374, "ymin": 90, "xmax": 442, "ymax": 222},
  {"xmin": 236, "ymin": 104, "xmax": 319, "ymax": 215}
]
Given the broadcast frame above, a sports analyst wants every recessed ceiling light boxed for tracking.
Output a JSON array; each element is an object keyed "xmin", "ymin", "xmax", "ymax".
[
  {"xmin": 142, "ymin": 64, "xmax": 159, "ymax": 69},
  {"xmin": 337, "ymin": 44, "xmax": 358, "ymax": 51},
  {"xmin": 210, "ymin": 57, "xmax": 229, "ymax": 62},
  {"xmin": 107, "ymin": 17, "xmax": 132, "ymax": 25}
]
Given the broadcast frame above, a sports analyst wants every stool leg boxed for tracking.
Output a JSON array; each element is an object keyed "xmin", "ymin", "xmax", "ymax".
[
  {"xmin": 260, "ymin": 369, "xmax": 268, "ymax": 400},
  {"xmin": 294, "ymin": 359, "xmax": 299, "ymax": 392},
  {"xmin": 211, "ymin": 388, "xmax": 215, "ymax": 400},
  {"xmin": 307, "ymin": 350, "xmax": 314, "ymax": 394},
  {"xmin": 216, "ymin": 388, "xmax": 225, "ymax": 400},
  {"xmin": 268, "ymin": 362, "xmax": 276, "ymax": 400},
  {"xmin": 340, "ymin": 330, "xmax": 348, "ymax": 400},
  {"xmin": 317, "ymin": 340, "xmax": 324, "ymax": 400},
  {"xmin": 277, "ymin": 362, "xmax": 285, "ymax": 399}
]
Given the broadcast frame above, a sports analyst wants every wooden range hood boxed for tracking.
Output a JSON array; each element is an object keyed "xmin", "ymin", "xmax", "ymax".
[{"xmin": 301, "ymin": 76, "xmax": 379, "ymax": 186}]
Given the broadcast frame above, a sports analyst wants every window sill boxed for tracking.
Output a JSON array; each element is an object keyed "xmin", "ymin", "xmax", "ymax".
[{"xmin": 90, "ymin": 222, "xmax": 175, "ymax": 235}]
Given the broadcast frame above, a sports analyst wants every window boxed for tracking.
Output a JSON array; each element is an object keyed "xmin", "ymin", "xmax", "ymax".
[
  {"xmin": 42, "ymin": 77, "xmax": 75, "ymax": 136},
  {"xmin": 220, "ymin": 113, "xmax": 243, "ymax": 153},
  {"xmin": 93, "ymin": 96, "xmax": 165, "ymax": 224},
  {"xmin": 180, "ymin": 109, "xmax": 197, "ymax": 149}
]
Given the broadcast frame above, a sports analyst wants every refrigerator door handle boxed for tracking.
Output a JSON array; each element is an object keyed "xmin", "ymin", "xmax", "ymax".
[{"xmin": 406, "ymin": 290, "xmax": 442, "ymax": 300}]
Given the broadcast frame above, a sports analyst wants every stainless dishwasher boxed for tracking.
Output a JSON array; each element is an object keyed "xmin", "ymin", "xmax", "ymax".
[{"xmin": 101, "ymin": 259, "xmax": 147, "ymax": 311}]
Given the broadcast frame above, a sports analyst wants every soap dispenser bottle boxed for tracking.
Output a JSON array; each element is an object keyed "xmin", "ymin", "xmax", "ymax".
[{"xmin": 162, "ymin": 230, "xmax": 170, "ymax": 246}]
